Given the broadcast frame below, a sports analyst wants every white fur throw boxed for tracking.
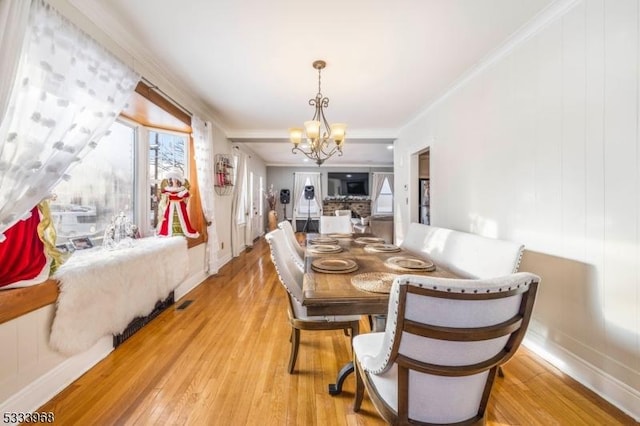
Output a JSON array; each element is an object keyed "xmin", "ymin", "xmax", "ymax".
[{"xmin": 50, "ymin": 236, "xmax": 188, "ymax": 355}]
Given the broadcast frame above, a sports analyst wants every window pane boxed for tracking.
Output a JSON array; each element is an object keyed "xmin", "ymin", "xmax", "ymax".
[
  {"xmin": 51, "ymin": 121, "xmax": 135, "ymax": 245},
  {"xmin": 376, "ymin": 178, "xmax": 393, "ymax": 214},
  {"xmin": 297, "ymin": 177, "xmax": 319, "ymax": 216},
  {"xmin": 149, "ymin": 131, "xmax": 187, "ymax": 228}
]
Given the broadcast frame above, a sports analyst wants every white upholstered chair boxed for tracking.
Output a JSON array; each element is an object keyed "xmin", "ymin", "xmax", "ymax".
[
  {"xmin": 277, "ymin": 220, "xmax": 304, "ymax": 272},
  {"xmin": 320, "ymin": 215, "xmax": 353, "ymax": 234},
  {"xmin": 265, "ymin": 229, "xmax": 360, "ymax": 373},
  {"xmin": 335, "ymin": 209, "xmax": 352, "ymax": 217},
  {"xmin": 353, "ymin": 272, "xmax": 540, "ymax": 424},
  {"xmin": 400, "ymin": 223, "xmax": 524, "ymax": 279}
]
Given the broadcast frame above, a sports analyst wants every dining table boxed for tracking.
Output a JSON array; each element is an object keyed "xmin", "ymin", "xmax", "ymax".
[{"xmin": 301, "ymin": 232, "xmax": 460, "ymax": 395}]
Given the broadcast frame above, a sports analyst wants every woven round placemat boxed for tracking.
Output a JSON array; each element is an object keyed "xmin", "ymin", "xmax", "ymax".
[{"xmin": 351, "ymin": 272, "xmax": 398, "ymax": 293}]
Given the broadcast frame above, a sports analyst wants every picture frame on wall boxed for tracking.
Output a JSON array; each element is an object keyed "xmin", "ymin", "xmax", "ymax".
[
  {"xmin": 70, "ymin": 236, "xmax": 93, "ymax": 250},
  {"xmin": 55, "ymin": 244, "xmax": 70, "ymax": 253}
]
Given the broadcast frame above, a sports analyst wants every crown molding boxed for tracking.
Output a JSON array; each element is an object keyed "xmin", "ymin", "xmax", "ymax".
[
  {"xmin": 226, "ymin": 129, "xmax": 398, "ymax": 141},
  {"xmin": 402, "ymin": 0, "xmax": 581, "ymax": 131}
]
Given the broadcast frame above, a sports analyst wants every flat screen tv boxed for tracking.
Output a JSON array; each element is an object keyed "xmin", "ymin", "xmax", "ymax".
[
  {"xmin": 346, "ymin": 181, "xmax": 366, "ymax": 195},
  {"xmin": 327, "ymin": 172, "xmax": 369, "ymax": 196}
]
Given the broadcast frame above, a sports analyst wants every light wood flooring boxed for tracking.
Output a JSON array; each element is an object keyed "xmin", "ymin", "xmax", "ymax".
[{"xmin": 38, "ymin": 237, "xmax": 636, "ymax": 425}]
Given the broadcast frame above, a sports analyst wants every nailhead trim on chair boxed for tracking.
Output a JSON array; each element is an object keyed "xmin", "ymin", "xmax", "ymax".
[
  {"xmin": 266, "ymin": 240, "xmax": 304, "ymax": 305},
  {"xmin": 405, "ymin": 279, "xmax": 530, "ymax": 294},
  {"xmin": 363, "ymin": 275, "xmax": 534, "ymax": 375}
]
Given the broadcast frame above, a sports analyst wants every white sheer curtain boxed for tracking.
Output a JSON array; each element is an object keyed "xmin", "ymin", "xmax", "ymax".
[
  {"xmin": 0, "ymin": 0, "xmax": 30, "ymax": 122},
  {"xmin": 192, "ymin": 116, "xmax": 219, "ymax": 274},
  {"xmin": 0, "ymin": 0, "xmax": 139, "ymax": 239},
  {"xmin": 231, "ymin": 151, "xmax": 247, "ymax": 256},
  {"xmin": 371, "ymin": 172, "xmax": 394, "ymax": 215},
  {"xmin": 292, "ymin": 172, "xmax": 321, "ymax": 232},
  {"xmin": 244, "ymin": 164, "xmax": 253, "ymax": 248}
]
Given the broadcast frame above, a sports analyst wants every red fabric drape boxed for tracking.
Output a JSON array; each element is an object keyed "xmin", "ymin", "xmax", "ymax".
[{"xmin": 0, "ymin": 207, "xmax": 47, "ymax": 288}]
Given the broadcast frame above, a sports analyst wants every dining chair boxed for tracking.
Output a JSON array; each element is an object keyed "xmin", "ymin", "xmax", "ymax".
[
  {"xmin": 320, "ymin": 215, "xmax": 353, "ymax": 234},
  {"xmin": 265, "ymin": 229, "xmax": 361, "ymax": 373},
  {"xmin": 353, "ymin": 272, "xmax": 540, "ymax": 424},
  {"xmin": 277, "ymin": 220, "xmax": 305, "ymax": 272},
  {"xmin": 401, "ymin": 223, "xmax": 526, "ymax": 381}
]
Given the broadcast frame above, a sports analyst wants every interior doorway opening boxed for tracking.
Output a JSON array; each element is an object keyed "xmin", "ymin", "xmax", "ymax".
[{"xmin": 418, "ymin": 149, "xmax": 430, "ymax": 225}]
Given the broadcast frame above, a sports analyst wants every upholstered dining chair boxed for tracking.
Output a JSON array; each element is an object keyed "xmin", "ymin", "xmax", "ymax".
[
  {"xmin": 265, "ymin": 229, "xmax": 361, "ymax": 373},
  {"xmin": 353, "ymin": 272, "xmax": 540, "ymax": 425},
  {"xmin": 320, "ymin": 215, "xmax": 353, "ymax": 234},
  {"xmin": 277, "ymin": 220, "xmax": 305, "ymax": 272}
]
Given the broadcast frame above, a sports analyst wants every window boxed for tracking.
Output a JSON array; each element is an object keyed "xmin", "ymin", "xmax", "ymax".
[
  {"xmin": 51, "ymin": 121, "xmax": 136, "ymax": 244},
  {"xmin": 149, "ymin": 130, "xmax": 188, "ymax": 228},
  {"xmin": 51, "ymin": 122, "xmax": 194, "ymax": 246},
  {"xmin": 297, "ymin": 177, "xmax": 319, "ymax": 216},
  {"xmin": 50, "ymin": 82, "xmax": 207, "ymax": 248},
  {"xmin": 375, "ymin": 177, "xmax": 393, "ymax": 214}
]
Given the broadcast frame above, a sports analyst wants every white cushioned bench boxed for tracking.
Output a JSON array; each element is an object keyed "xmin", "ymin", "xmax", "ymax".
[{"xmin": 400, "ymin": 223, "xmax": 524, "ymax": 279}]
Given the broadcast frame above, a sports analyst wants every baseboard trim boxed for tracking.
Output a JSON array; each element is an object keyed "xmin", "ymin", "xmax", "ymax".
[
  {"xmin": 174, "ymin": 271, "xmax": 208, "ymax": 301},
  {"xmin": 216, "ymin": 253, "xmax": 233, "ymax": 270},
  {"xmin": 524, "ymin": 332, "xmax": 640, "ymax": 422},
  {"xmin": 0, "ymin": 336, "xmax": 113, "ymax": 423}
]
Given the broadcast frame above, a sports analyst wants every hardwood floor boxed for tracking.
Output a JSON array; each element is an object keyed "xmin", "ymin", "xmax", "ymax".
[{"xmin": 38, "ymin": 237, "xmax": 635, "ymax": 425}]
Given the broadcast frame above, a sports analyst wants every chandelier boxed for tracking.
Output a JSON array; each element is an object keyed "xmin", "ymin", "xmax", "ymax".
[{"xmin": 289, "ymin": 60, "xmax": 346, "ymax": 166}]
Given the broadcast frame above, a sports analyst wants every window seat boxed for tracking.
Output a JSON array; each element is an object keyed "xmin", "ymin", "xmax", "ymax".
[
  {"xmin": 49, "ymin": 236, "xmax": 189, "ymax": 355},
  {"xmin": 0, "ymin": 238, "xmax": 204, "ymax": 326}
]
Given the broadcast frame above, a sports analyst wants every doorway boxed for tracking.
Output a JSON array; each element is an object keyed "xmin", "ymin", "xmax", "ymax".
[{"xmin": 418, "ymin": 150, "xmax": 430, "ymax": 225}]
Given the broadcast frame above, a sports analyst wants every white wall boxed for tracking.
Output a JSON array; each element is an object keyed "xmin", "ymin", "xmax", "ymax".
[{"xmin": 394, "ymin": 0, "xmax": 639, "ymax": 419}]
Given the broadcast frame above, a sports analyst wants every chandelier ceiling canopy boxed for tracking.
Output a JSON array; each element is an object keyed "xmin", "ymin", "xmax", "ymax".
[{"xmin": 289, "ymin": 60, "xmax": 346, "ymax": 166}]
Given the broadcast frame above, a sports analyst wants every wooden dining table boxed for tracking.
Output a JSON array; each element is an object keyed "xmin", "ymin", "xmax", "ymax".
[{"xmin": 301, "ymin": 233, "xmax": 459, "ymax": 394}]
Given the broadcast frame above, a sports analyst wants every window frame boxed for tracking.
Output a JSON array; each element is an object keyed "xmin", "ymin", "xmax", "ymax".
[{"xmin": 374, "ymin": 176, "xmax": 394, "ymax": 215}]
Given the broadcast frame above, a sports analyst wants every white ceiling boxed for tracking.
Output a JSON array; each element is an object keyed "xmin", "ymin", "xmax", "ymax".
[{"xmin": 74, "ymin": 0, "xmax": 553, "ymax": 166}]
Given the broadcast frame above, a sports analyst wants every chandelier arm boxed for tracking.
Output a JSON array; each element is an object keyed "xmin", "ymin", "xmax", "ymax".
[{"xmin": 313, "ymin": 140, "xmax": 341, "ymax": 161}]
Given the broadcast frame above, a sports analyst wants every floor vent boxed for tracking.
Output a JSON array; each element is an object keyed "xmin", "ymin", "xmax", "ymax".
[
  {"xmin": 177, "ymin": 300, "xmax": 193, "ymax": 311},
  {"xmin": 113, "ymin": 291, "xmax": 174, "ymax": 348}
]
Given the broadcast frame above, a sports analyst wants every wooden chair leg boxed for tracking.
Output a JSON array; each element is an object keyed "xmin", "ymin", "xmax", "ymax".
[
  {"xmin": 498, "ymin": 366, "xmax": 505, "ymax": 378},
  {"xmin": 288, "ymin": 327, "xmax": 300, "ymax": 374},
  {"xmin": 351, "ymin": 321, "xmax": 359, "ymax": 346},
  {"xmin": 354, "ymin": 361, "xmax": 365, "ymax": 411}
]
